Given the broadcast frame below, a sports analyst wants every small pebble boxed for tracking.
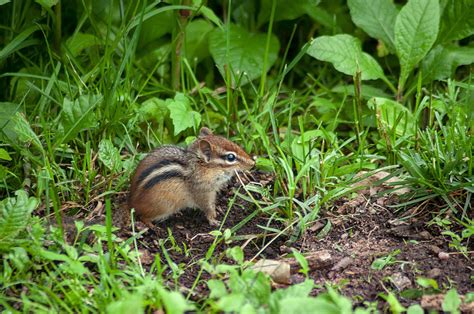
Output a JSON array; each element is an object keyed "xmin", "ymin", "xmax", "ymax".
[
  {"xmin": 426, "ymin": 267, "xmax": 442, "ymax": 278},
  {"xmin": 438, "ymin": 252, "xmax": 450, "ymax": 260}
]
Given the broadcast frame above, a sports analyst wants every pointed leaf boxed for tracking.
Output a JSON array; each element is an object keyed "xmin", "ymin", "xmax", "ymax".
[
  {"xmin": 209, "ymin": 25, "xmax": 280, "ymax": 86},
  {"xmin": 438, "ymin": 0, "xmax": 474, "ymax": 43},
  {"xmin": 348, "ymin": 0, "xmax": 398, "ymax": 51},
  {"xmin": 395, "ymin": 0, "xmax": 440, "ymax": 90},
  {"xmin": 166, "ymin": 93, "xmax": 201, "ymax": 136},
  {"xmin": 59, "ymin": 94, "xmax": 101, "ymax": 143},
  {"xmin": 307, "ymin": 34, "xmax": 385, "ymax": 80}
]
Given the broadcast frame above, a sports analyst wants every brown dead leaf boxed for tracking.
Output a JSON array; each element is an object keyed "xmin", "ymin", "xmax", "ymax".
[{"xmin": 251, "ymin": 259, "xmax": 291, "ymax": 285}]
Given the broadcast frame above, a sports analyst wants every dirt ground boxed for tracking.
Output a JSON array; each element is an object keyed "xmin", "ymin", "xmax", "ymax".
[{"xmin": 114, "ymin": 171, "xmax": 473, "ymax": 311}]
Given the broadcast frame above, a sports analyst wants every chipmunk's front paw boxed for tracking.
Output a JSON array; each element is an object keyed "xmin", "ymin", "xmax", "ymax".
[{"xmin": 207, "ymin": 217, "xmax": 221, "ymax": 227}]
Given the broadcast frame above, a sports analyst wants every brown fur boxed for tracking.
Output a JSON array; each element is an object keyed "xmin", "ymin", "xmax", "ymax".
[{"xmin": 128, "ymin": 127, "xmax": 255, "ymax": 226}]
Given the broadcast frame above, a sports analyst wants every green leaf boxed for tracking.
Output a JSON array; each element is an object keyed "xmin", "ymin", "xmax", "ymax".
[
  {"xmin": 0, "ymin": 25, "xmax": 40, "ymax": 62},
  {"xmin": 159, "ymin": 288, "xmax": 194, "ymax": 314},
  {"xmin": 184, "ymin": 19, "xmax": 214, "ymax": 62},
  {"xmin": 216, "ymin": 294, "xmax": 245, "ymax": 312},
  {"xmin": 367, "ymin": 97, "xmax": 415, "ymax": 137},
  {"xmin": 0, "ymin": 190, "xmax": 38, "ymax": 248},
  {"xmin": 0, "ymin": 148, "xmax": 12, "ymax": 161},
  {"xmin": 0, "ymin": 102, "xmax": 18, "ymax": 141},
  {"xmin": 407, "ymin": 304, "xmax": 424, "ymax": 314},
  {"xmin": 59, "ymin": 94, "xmax": 101, "ymax": 143},
  {"xmin": 307, "ymin": 34, "xmax": 385, "ymax": 80},
  {"xmin": 98, "ymin": 139, "xmax": 122, "ymax": 173},
  {"xmin": 278, "ymin": 297, "xmax": 339, "ymax": 314},
  {"xmin": 209, "ymin": 24, "xmax": 280, "ymax": 87},
  {"xmin": 13, "ymin": 112, "xmax": 43, "ymax": 151},
  {"xmin": 65, "ymin": 32, "xmax": 101, "ymax": 57},
  {"xmin": 438, "ymin": 0, "xmax": 474, "ymax": 43},
  {"xmin": 166, "ymin": 93, "xmax": 201, "ymax": 136},
  {"xmin": 35, "ymin": 0, "xmax": 58, "ymax": 9},
  {"xmin": 207, "ymin": 279, "xmax": 228, "ymax": 299},
  {"xmin": 422, "ymin": 45, "xmax": 474, "ymax": 83},
  {"xmin": 0, "ymin": 0, "xmax": 11, "ymax": 5},
  {"xmin": 257, "ymin": 0, "xmax": 320, "ymax": 27},
  {"xmin": 106, "ymin": 293, "xmax": 144, "ymax": 314},
  {"xmin": 442, "ymin": 289, "xmax": 461, "ymax": 313},
  {"xmin": 383, "ymin": 292, "xmax": 406, "ymax": 314},
  {"xmin": 348, "ymin": 0, "xmax": 398, "ymax": 51},
  {"xmin": 226, "ymin": 246, "xmax": 244, "ymax": 264},
  {"xmin": 395, "ymin": 0, "xmax": 440, "ymax": 90},
  {"xmin": 416, "ymin": 277, "xmax": 439, "ymax": 289}
]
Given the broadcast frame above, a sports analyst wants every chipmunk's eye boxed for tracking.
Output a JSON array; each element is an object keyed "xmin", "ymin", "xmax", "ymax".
[{"xmin": 225, "ymin": 153, "xmax": 236, "ymax": 162}]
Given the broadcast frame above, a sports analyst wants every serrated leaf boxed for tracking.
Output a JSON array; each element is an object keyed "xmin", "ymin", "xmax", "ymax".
[
  {"xmin": 307, "ymin": 34, "xmax": 385, "ymax": 80},
  {"xmin": 65, "ymin": 32, "xmax": 100, "ymax": 57},
  {"xmin": 348, "ymin": 0, "xmax": 398, "ymax": 51},
  {"xmin": 167, "ymin": 93, "xmax": 201, "ymax": 136},
  {"xmin": 395, "ymin": 0, "xmax": 440, "ymax": 90},
  {"xmin": 0, "ymin": 148, "xmax": 12, "ymax": 161},
  {"xmin": 0, "ymin": 190, "xmax": 38, "ymax": 246},
  {"xmin": 98, "ymin": 139, "xmax": 122, "ymax": 173},
  {"xmin": 438, "ymin": 0, "xmax": 474, "ymax": 43},
  {"xmin": 59, "ymin": 94, "xmax": 101, "ymax": 143},
  {"xmin": 422, "ymin": 45, "xmax": 474, "ymax": 83},
  {"xmin": 209, "ymin": 24, "xmax": 280, "ymax": 87}
]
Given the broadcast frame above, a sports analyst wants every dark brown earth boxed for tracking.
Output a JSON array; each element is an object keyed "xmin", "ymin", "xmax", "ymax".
[{"xmin": 85, "ymin": 171, "xmax": 473, "ymax": 310}]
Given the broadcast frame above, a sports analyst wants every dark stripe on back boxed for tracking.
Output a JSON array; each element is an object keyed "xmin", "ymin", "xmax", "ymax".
[
  {"xmin": 143, "ymin": 170, "xmax": 184, "ymax": 190},
  {"xmin": 138, "ymin": 159, "xmax": 187, "ymax": 182}
]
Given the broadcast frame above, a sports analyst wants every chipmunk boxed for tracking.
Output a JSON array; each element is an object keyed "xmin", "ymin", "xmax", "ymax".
[{"xmin": 128, "ymin": 127, "xmax": 255, "ymax": 226}]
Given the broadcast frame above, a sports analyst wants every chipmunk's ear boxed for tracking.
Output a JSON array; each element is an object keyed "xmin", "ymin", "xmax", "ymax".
[
  {"xmin": 199, "ymin": 127, "xmax": 213, "ymax": 137},
  {"xmin": 198, "ymin": 139, "xmax": 212, "ymax": 162}
]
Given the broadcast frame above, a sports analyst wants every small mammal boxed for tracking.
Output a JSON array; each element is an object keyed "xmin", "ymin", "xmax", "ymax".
[{"xmin": 128, "ymin": 127, "xmax": 255, "ymax": 226}]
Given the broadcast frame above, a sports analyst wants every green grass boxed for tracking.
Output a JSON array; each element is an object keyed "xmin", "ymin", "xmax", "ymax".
[{"xmin": 1, "ymin": 0, "xmax": 473, "ymax": 312}]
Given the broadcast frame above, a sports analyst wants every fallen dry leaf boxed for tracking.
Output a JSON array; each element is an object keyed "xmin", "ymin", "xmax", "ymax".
[{"xmin": 251, "ymin": 259, "xmax": 291, "ymax": 285}]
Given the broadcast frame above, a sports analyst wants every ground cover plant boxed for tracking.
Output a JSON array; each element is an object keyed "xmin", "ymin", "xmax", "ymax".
[{"xmin": 0, "ymin": 0, "xmax": 473, "ymax": 312}]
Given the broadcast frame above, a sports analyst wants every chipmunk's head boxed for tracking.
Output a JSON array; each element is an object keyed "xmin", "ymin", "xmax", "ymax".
[{"xmin": 190, "ymin": 127, "xmax": 255, "ymax": 173}]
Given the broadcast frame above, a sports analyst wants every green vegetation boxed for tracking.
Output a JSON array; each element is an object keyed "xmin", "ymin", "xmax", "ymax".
[{"xmin": 1, "ymin": 0, "xmax": 473, "ymax": 312}]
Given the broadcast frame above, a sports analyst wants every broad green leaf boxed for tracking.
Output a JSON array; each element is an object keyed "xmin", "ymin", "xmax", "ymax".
[
  {"xmin": 384, "ymin": 292, "xmax": 406, "ymax": 314},
  {"xmin": 331, "ymin": 84, "xmax": 391, "ymax": 99},
  {"xmin": 0, "ymin": 102, "xmax": 19, "ymax": 141},
  {"xmin": 0, "ymin": 0, "xmax": 11, "ymax": 5},
  {"xmin": 307, "ymin": 34, "xmax": 385, "ymax": 80},
  {"xmin": 138, "ymin": 97, "xmax": 168, "ymax": 123},
  {"xmin": 98, "ymin": 139, "xmax": 122, "ymax": 173},
  {"xmin": 207, "ymin": 279, "xmax": 228, "ymax": 299},
  {"xmin": 348, "ymin": 0, "xmax": 398, "ymax": 51},
  {"xmin": 422, "ymin": 45, "xmax": 474, "ymax": 83},
  {"xmin": 0, "ymin": 25, "xmax": 40, "ymax": 62},
  {"xmin": 438, "ymin": 0, "xmax": 474, "ymax": 43},
  {"xmin": 278, "ymin": 297, "xmax": 339, "ymax": 314},
  {"xmin": 166, "ymin": 93, "xmax": 201, "ymax": 136},
  {"xmin": 159, "ymin": 288, "xmax": 194, "ymax": 314},
  {"xmin": 257, "ymin": 0, "xmax": 320, "ymax": 27},
  {"xmin": 35, "ymin": 0, "xmax": 58, "ymax": 9},
  {"xmin": 59, "ymin": 94, "xmax": 101, "ymax": 143},
  {"xmin": 106, "ymin": 293, "xmax": 144, "ymax": 314},
  {"xmin": 209, "ymin": 25, "xmax": 280, "ymax": 87},
  {"xmin": 137, "ymin": 10, "xmax": 173, "ymax": 51},
  {"xmin": 442, "ymin": 289, "xmax": 461, "ymax": 313},
  {"xmin": 185, "ymin": 19, "xmax": 214, "ymax": 62},
  {"xmin": 0, "ymin": 148, "xmax": 11, "ymax": 161},
  {"xmin": 367, "ymin": 97, "xmax": 415, "ymax": 137},
  {"xmin": 65, "ymin": 32, "xmax": 100, "ymax": 57},
  {"xmin": 395, "ymin": 0, "xmax": 440, "ymax": 90},
  {"xmin": 216, "ymin": 294, "xmax": 245, "ymax": 312},
  {"xmin": 407, "ymin": 305, "xmax": 424, "ymax": 314},
  {"xmin": 0, "ymin": 190, "xmax": 38, "ymax": 245},
  {"xmin": 13, "ymin": 112, "xmax": 43, "ymax": 151}
]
